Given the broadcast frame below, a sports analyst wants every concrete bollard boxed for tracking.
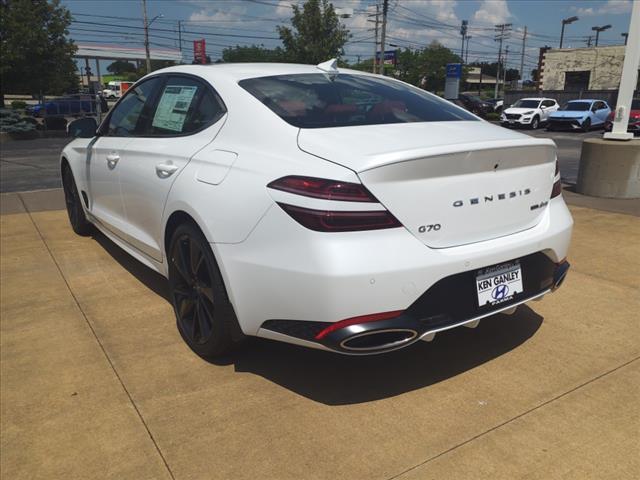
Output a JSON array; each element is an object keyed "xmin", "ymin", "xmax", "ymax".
[{"xmin": 576, "ymin": 138, "xmax": 640, "ymax": 199}]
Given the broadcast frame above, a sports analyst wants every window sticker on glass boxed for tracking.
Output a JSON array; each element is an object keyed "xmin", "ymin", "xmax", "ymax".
[{"xmin": 152, "ymin": 85, "xmax": 198, "ymax": 132}]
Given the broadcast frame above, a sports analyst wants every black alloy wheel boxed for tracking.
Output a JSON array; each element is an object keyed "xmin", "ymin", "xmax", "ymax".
[
  {"xmin": 168, "ymin": 223, "xmax": 241, "ymax": 357},
  {"xmin": 62, "ymin": 166, "xmax": 91, "ymax": 235}
]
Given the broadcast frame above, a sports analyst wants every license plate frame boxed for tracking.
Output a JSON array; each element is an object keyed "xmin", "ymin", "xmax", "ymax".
[{"xmin": 476, "ymin": 261, "xmax": 523, "ymax": 307}]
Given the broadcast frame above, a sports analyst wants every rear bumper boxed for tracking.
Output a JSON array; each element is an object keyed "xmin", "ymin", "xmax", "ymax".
[
  {"xmin": 261, "ymin": 255, "xmax": 570, "ymax": 354},
  {"xmin": 214, "ymin": 197, "xmax": 573, "ymax": 349}
]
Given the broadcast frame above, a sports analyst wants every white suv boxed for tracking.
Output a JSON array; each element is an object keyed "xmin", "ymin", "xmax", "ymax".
[{"xmin": 501, "ymin": 98, "xmax": 559, "ymax": 129}]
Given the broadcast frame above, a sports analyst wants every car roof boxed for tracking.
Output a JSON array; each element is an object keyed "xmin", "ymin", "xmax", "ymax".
[
  {"xmin": 153, "ymin": 62, "xmax": 378, "ymax": 82},
  {"xmin": 567, "ymin": 99, "xmax": 599, "ymax": 103}
]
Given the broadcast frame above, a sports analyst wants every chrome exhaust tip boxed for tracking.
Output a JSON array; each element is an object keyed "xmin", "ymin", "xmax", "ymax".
[
  {"xmin": 552, "ymin": 260, "xmax": 570, "ymax": 291},
  {"xmin": 340, "ymin": 328, "xmax": 418, "ymax": 352}
]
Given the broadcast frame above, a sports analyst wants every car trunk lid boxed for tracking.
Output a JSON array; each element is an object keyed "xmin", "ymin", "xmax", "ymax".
[{"xmin": 297, "ymin": 121, "xmax": 556, "ymax": 248}]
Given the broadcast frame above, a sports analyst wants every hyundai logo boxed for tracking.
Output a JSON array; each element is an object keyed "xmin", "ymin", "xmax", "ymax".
[{"xmin": 492, "ymin": 284, "xmax": 509, "ymax": 300}]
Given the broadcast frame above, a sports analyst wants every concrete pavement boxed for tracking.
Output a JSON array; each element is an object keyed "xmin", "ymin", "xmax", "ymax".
[{"xmin": 1, "ymin": 192, "xmax": 639, "ymax": 479}]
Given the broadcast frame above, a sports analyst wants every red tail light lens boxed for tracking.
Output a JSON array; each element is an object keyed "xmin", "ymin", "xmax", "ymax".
[
  {"xmin": 315, "ymin": 310, "xmax": 404, "ymax": 340},
  {"xmin": 278, "ymin": 203, "xmax": 401, "ymax": 232},
  {"xmin": 268, "ymin": 176, "xmax": 378, "ymax": 202}
]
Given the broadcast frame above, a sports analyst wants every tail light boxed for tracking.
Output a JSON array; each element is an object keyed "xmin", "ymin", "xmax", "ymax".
[
  {"xmin": 268, "ymin": 176, "xmax": 377, "ymax": 202},
  {"xmin": 551, "ymin": 160, "xmax": 562, "ymax": 198},
  {"xmin": 269, "ymin": 176, "xmax": 402, "ymax": 232},
  {"xmin": 277, "ymin": 203, "xmax": 401, "ymax": 232}
]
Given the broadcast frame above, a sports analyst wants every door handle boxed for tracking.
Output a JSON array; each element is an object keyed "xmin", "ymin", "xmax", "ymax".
[
  {"xmin": 106, "ymin": 153, "xmax": 120, "ymax": 169},
  {"xmin": 156, "ymin": 163, "xmax": 179, "ymax": 178}
]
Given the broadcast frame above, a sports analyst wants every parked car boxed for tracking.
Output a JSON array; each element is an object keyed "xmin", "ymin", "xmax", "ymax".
[
  {"xmin": 547, "ymin": 99, "xmax": 611, "ymax": 132},
  {"xmin": 501, "ymin": 98, "xmax": 559, "ymax": 129},
  {"xmin": 27, "ymin": 96, "xmax": 96, "ymax": 117},
  {"xmin": 61, "ymin": 62, "xmax": 572, "ymax": 358},
  {"xmin": 458, "ymin": 93, "xmax": 492, "ymax": 117},
  {"xmin": 604, "ymin": 98, "xmax": 640, "ymax": 135},
  {"xmin": 485, "ymin": 97, "xmax": 504, "ymax": 113}
]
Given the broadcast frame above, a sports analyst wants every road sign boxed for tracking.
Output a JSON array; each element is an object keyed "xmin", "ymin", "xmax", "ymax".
[
  {"xmin": 193, "ymin": 39, "xmax": 206, "ymax": 64},
  {"xmin": 446, "ymin": 63, "xmax": 462, "ymax": 79},
  {"xmin": 376, "ymin": 50, "xmax": 397, "ymax": 66}
]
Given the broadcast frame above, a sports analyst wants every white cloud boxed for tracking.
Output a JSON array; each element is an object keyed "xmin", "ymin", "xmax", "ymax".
[
  {"xmin": 473, "ymin": 0, "xmax": 513, "ymax": 25},
  {"xmin": 573, "ymin": 0, "xmax": 632, "ymax": 16}
]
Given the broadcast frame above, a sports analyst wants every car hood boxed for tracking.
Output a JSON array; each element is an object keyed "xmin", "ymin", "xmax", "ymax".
[
  {"xmin": 503, "ymin": 107, "xmax": 538, "ymax": 114},
  {"xmin": 550, "ymin": 110, "xmax": 588, "ymax": 118}
]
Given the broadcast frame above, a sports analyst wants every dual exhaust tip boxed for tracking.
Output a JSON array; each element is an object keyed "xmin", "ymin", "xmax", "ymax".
[{"xmin": 340, "ymin": 328, "xmax": 418, "ymax": 352}]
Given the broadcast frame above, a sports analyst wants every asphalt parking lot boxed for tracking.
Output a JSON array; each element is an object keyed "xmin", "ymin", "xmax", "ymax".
[
  {"xmin": 0, "ymin": 126, "xmax": 605, "ymax": 193},
  {"xmin": 1, "ymin": 187, "xmax": 639, "ymax": 479}
]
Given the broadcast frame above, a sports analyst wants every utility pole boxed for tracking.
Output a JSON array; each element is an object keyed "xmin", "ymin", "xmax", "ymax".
[
  {"xmin": 586, "ymin": 36, "xmax": 592, "ymax": 47},
  {"xmin": 621, "ymin": 32, "xmax": 628, "ymax": 45},
  {"xmin": 178, "ymin": 20, "xmax": 182, "ymax": 53},
  {"xmin": 520, "ymin": 26, "xmax": 527, "ymax": 88},
  {"xmin": 503, "ymin": 45, "xmax": 509, "ymax": 92},
  {"xmin": 142, "ymin": 0, "xmax": 151, "ymax": 73},
  {"xmin": 494, "ymin": 23, "xmax": 512, "ymax": 99},
  {"xmin": 460, "ymin": 20, "xmax": 468, "ymax": 64},
  {"xmin": 379, "ymin": 0, "xmax": 389, "ymax": 76},
  {"xmin": 368, "ymin": 4, "xmax": 380, "ymax": 74},
  {"xmin": 465, "ymin": 35, "xmax": 472, "ymax": 63}
]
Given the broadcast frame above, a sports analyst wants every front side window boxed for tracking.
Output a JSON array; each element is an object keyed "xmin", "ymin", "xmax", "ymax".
[
  {"xmin": 106, "ymin": 78, "xmax": 161, "ymax": 136},
  {"xmin": 149, "ymin": 76, "xmax": 226, "ymax": 135},
  {"xmin": 513, "ymin": 99, "xmax": 541, "ymax": 109},
  {"xmin": 239, "ymin": 73, "xmax": 476, "ymax": 128}
]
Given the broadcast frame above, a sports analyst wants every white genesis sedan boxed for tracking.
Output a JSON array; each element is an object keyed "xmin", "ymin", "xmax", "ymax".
[{"xmin": 61, "ymin": 61, "xmax": 573, "ymax": 357}]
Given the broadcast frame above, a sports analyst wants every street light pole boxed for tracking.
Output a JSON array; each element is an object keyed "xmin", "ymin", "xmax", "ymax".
[
  {"xmin": 559, "ymin": 16, "xmax": 578, "ymax": 49},
  {"xmin": 592, "ymin": 24, "xmax": 612, "ymax": 47}
]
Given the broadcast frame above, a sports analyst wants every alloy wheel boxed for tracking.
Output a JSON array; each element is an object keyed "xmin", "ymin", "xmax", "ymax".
[{"xmin": 170, "ymin": 234, "xmax": 216, "ymax": 345}]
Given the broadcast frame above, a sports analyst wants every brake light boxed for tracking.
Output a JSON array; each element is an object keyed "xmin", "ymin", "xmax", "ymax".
[
  {"xmin": 315, "ymin": 310, "xmax": 404, "ymax": 340},
  {"xmin": 278, "ymin": 203, "xmax": 401, "ymax": 232},
  {"xmin": 268, "ymin": 176, "xmax": 378, "ymax": 202}
]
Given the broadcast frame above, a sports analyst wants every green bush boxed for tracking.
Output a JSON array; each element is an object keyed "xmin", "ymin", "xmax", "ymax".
[
  {"xmin": 485, "ymin": 112, "xmax": 501, "ymax": 121},
  {"xmin": 0, "ymin": 108, "xmax": 37, "ymax": 134},
  {"xmin": 10, "ymin": 100, "xmax": 27, "ymax": 110}
]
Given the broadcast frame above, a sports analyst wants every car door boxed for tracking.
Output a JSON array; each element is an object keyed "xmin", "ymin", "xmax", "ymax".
[
  {"xmin": 88, "ymin": 76, "xmax": 163, "ymax": 237},
  {"xmin": 540, "ymin": 100, "xmax": 556, "ymax": 122},
  {"xmin": 116, "ymin": 74, "xmax": 227, "ymax": 261},
  {"xmin": 594, "ymin": 101, "xmax": 610, "ymax": 125}
]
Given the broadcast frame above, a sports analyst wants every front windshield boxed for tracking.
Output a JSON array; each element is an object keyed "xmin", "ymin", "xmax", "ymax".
[
  {"xmin": 240, "ymin": 73, "xmax": 477, "ymax": 128},
  {"xmin": 562, "ymin": 102, "xmax": 591, "ymax": 111},
  {"xmin": 513, "ymin": 99, "xmax": 540, "ymax": 109}
]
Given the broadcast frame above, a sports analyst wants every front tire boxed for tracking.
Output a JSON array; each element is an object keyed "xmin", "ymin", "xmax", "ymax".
[
  {"xmin": 62, "ymin": 165, "xmax": 92, "ymax": 236},
  {"xmin": 168, "ymin": 223, "xmax": 242, "ymax": 358},
  {"xmin": 581, "ymin": 118, "xmax": 591, "ymax": 132},
  {"xmin": 530, "ymin": 116, "xmax": 540, "ymax": 129}
]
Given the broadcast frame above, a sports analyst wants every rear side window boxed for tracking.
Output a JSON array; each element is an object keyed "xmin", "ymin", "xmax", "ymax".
[
  {"xmin": 239, "ymin": 73, "xmax": 476, "ymax": 128},
  {"xmin": 149, "ymin": 76, "xmax": 226, "ymax": 135},
  {"xmin": 542, "ymin": 100, "xmax": 555, "ymax": 108}
]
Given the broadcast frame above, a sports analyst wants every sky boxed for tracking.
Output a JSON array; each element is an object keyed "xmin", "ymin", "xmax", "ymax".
[{"xmin": 62, "ymin": 0, "xmax": 634, "ymax": 79}]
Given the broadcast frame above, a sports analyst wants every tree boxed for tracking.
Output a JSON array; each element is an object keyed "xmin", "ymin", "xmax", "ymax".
[
  {"xmin": 277, "ymin": 0, "xmax": 350, "ymax": 64},
  {"xmin": 0, "ymin": 0, "xmax": 78, "ymax": 100},
  {"xmin": 222, "ymin": 45, "xmax": 286, "ymax": 63},
  {"xmin": 107, "ymin": 60, "xmax": 137, "ymax": 75},
  {"xmin": 394, "ymin": 42, "xmax": 462, "ymax": 92},
  {"xmin": 469, "ymin": 61, "xmax": 520, "ymax": 82}
]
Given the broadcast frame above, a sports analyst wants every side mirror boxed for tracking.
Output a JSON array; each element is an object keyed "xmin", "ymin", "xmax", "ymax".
[
  {"xmin": 540, "ymin": 105, "xmax": 546, "ymax": 110},
  {"xmin": 67, "ymin": 117, "xmax": 97, "ymax": 138}
]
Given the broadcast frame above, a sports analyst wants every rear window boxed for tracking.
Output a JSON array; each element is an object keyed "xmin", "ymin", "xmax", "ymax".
[{"xmin": 239, "ymin": 73, "xmax": 476, "ymax": 128}]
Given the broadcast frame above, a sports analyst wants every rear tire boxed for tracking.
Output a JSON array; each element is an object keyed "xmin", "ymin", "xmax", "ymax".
[
  {"xmin": 168, "ymin": 223, "xmax": 243, "ymax": 358},
  {"xmin": 62, "ymin": 165, "xmax": 92, "ymax": 236}
]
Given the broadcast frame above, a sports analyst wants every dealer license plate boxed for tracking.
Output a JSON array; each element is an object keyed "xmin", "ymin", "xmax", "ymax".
[
  {"xmin": 476, "ymin": 262, "xmax": 523, "ymax": 307},
  {"xmin": 509, "ymin": 119, "xmax": 515, "ymax": 124}
]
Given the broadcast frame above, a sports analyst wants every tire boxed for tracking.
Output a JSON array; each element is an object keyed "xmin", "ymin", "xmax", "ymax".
[
  {"xmin": 581, "ymin": 118, "xmax": 591, "ymax": 132},
  {"xmin": 168, "ymin": 223, "xmax": 243, "ymax": 358},
  {"xmin": 62, "ymin": 165, "xmax": 92, "ymax": 236},
  {"xmin": 530, "ymin": 116, "xmax": 539, "ymax": 130}
]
